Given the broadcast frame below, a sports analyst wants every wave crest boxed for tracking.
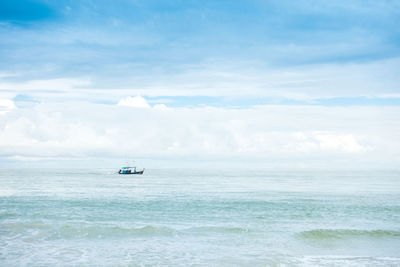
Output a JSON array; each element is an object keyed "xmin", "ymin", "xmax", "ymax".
[
  {"xmin": 297, "ymin": 229, "xmax": 400, "ymax": 240},
  {"xmin": 187, "ymin": 226, "xmax": 251, "ymax": 233}
]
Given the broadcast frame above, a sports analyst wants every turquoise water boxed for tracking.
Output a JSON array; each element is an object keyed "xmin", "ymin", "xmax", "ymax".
[{"xmin": 1, "ymin": 169, "xmax": 399, "ymax": 266}]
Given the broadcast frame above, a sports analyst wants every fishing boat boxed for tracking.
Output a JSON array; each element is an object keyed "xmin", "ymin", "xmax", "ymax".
[{"xmin": 118, "ymin": 166, "xmax": 145, "ymax": 175}]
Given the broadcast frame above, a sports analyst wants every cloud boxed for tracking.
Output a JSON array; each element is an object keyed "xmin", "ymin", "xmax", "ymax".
[
  {"xmin": 0, "ymin": 98, "xmax": 15, "ymax": 115},
  {"xmin": 0, "ymin": 0, "xmax": 399, "ymax": 103},
  {"xmin": 2, "ymin": 57, "xmax": 399, "ymax": 105},
  {"xmin": 0, "ymin": 100, "xmax": 398, "ymax": 168},
  {"xmin": 0, "ymin": 77, "xmax": 91, "ymax": 92},
  {"xmin": 153, "ymin": 104, "xmax": 169, "ymax": 110},
  {"xmin": 0, "ymin": 72, "xmax": 17, "ymax": 78},
  {"xmin": 117, "ymin": 96, "xmax": 151, "ymax": 108},
  {"xmin": 287, "ymin": 131, "xmax": 367, "ymax": 153}
]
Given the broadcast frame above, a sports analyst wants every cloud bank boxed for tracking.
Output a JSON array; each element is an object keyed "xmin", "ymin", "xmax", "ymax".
[{"xmin": 0, "ymin": 98, "xmax": 399, "ymax": 168}]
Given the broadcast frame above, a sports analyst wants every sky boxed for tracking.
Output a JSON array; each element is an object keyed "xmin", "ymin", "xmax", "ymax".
[{"xmin": 0, "ymin": 0, "xmax": 399, "ymax": 168}]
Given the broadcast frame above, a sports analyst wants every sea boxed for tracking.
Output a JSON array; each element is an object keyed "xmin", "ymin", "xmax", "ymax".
[{"xmin": 0, "ymin": 168, "xmax": 399, "ymax": 266}]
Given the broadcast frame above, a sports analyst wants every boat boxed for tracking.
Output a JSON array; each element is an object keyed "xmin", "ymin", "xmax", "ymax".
[{"xmin": 118, "ymin": 166, "xmax": 145, "ymax": 175}]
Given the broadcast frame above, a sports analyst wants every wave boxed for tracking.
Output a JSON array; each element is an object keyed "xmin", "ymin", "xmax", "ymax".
[
  {"xmin": 186, "ymin": 226, "xmax": 252, "ymax": 233},
  {"xmin": 0, "ymin": 212, "xmax": 17, "ymax": 219},
  {"xmin": 297, "ymin": 229, "xmax": 400, "ymax": 240},
  {"xmin": 55, "ymin": 225, "xmax": 177, "ymax": 238},
  {"xmin": 2, "ymin": 221, "xmax": 255, "ymax": 240},
  {"xmin": 2, "ymin": 223, "xmax": 176, "ymax": 239},
  {"xmin": 57, "ymin": 225, "xmax": 253, "ymax": 238}
]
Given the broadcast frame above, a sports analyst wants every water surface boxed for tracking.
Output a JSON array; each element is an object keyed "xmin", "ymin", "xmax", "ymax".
[{"xmin": 1, "ymin": 169, "xmax": 399, "ymax": 266}]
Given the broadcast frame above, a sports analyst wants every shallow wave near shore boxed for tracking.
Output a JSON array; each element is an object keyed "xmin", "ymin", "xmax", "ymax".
[
  {"xmin": 3, "ymin": 222, "xmax": 400, "ymax": 240},
  {"xmin": 1, "ymin": 168, "xmax": 400, "ymax": 266}
]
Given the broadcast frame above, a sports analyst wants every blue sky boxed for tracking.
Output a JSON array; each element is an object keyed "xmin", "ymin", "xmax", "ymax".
[
  {"xmin": 1, "ymin": 0, "xmax": 400, "ymax": 106},
  {"xmin": 0, "ymin": 0, "xmax": 400, "ymax": 167}
]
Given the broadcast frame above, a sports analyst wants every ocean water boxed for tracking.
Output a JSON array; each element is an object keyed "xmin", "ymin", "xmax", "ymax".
[{"xmin": 0, "ymin": 168, "xmax": 399, "ymax": 266}]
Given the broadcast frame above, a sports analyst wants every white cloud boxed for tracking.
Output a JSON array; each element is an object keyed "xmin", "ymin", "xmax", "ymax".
[
  {"xmin": 0, "ymin": 72, "xmax": 17, "ymax": 78},
  {"xmin": 117, "ymin": 96, "xmax": 151, "ymax": 108},
  {"xmin": 0, "ymin": 77, "xmax": 92, "ymax": 92},
  {"xmin": 153, "ymin": 104, "xmax": 169, "ymax": 110},
  {"xmin": 287, "ymin": 131, "xmax": 366, "ymax": 153},
  {"xmin": 0, "ymin": 99, "xmax": 15, "ymax": 115},
  {"xmin": 2, "ymin": 57, "xmax": 399, "ymax": 103},
  {"xmin": 313, "ymin": 132, "xmax": 366, "ymax": 153},
  {"xmin": 0, "ymin": 101, "xmax": 398, "ymax": 168}
]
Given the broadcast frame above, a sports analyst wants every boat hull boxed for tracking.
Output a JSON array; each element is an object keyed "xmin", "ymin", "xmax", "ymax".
[{"xmin": 119, "ymin": 171, "xmax": 144, "ymax": 175}]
